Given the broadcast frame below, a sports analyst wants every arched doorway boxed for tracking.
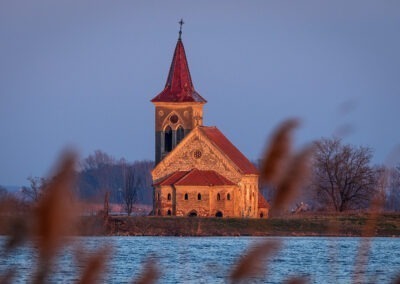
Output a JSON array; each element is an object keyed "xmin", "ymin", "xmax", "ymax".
[
  {"xmin": 167, "ymin": 209, "xmax": 172, "ymax": 216},
  {"xmin": 260, "ymin": 212, "xmax": 264, "ymax": 218},
  {"xmin": 188, "ymin": 210, "xmax": 197, "ymax": 217},
  {"xmin": 215, "ymin": 211, "xmax": 223, "ymax": 217}
]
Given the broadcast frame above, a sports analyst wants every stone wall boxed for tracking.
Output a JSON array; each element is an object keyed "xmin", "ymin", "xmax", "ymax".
[{"xmin": 154, "ymin": 185, "xmax": 239, "ymax": 217}]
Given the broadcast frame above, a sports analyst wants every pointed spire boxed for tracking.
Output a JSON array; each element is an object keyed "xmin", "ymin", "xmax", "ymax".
[
  {"xmin": 178, "ymin": 19, "xmax": 184, "ymax": 40},
  {"xmin": 151, "ymin": 23, "xmax": 206, "ymax": 103}
]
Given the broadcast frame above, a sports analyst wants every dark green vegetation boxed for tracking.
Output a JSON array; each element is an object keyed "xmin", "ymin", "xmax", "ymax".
[{"xmin": 75, "ymin": 213, "xmax": 400, "ymax": 237}]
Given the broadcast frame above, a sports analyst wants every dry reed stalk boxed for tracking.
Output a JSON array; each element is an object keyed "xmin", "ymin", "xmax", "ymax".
[
  {"xmin": 0, "ymin": 195, "xmax": 30, "ymax": 253},
  {"xmin": 31, "ymin": 151, "xmax": 80, "ymax": 283},
  {"xmin": 133, "ymin": 258, "xmax": 160, "ymax": 284},
  {"xmin": 392, "ymin": 275, "xmax": 400, "ymax": 284},
  {"xmin": 0, "ymin": 269, "xmax": 15, "ymax": 284},
  {"xmin": 352, "ymin": 196, "xmax": 384, "ymax": 284},
  {"xmin": 78, "ymin": 246, "xmax": 111, "ymax": 284},
  {"xmin": 284, "ymin": 276, "xmax": 309, "ymax": 284},
  {"xmin": 260, "ymin": 119, "xmax": 299, "ymax": 186},
  {"xmin": 3, "ymin": 215, "xmax": 29, "ymax": 253},
  {"xmin": 229, "ymin": 240, "xmax": 281, "ymax": 283},
  {"xmin": 325, "ymin": 218, "xmax": 341, "ymax": 284},
  {"xmin": 270, "ymin": 146, "xmax": 314, "ymax": 216},
  {"xmin": 34, "ymin": 151, "xmax": 78, "ymax": 260}
]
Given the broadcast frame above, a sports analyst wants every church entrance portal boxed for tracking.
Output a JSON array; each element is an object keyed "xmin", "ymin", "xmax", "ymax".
[
  {"xmin": 188, "ymin": 210, "xmax": 197, "ymax": 217},
  {"xmin": 215, "ymin": 211, "xmax": 223, "ymax": 217}
]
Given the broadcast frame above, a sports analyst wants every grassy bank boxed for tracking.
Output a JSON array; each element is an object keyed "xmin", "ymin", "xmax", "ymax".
[{"xmin": 76, "ymin": 213, "xmax": 400, "ymax": 237}]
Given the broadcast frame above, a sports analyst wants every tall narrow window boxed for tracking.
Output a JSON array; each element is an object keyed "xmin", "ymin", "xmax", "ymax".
[
  {"xmin": 164, "ymin": 126, "xmax": 172, "ymax": 152},
  {"xmin": 184, "ymin": 193, "xmax": 188, "ymax": 200},
  {"xmin": 198, "ymin": 193, "xmax": 202, "ymax": 200},
  {"xmin": 217, "ymin": 193, "xmax": 220, "ymax": 201},
  {"xmin": 167, "ymin": 193, "xmax": 171, "ymax": 201},
  {"xmin": 176, "ymin": 125, "xmax": 184, "ymax": 144},
  {"xmin": 227, "ymin": 193, "xmax": 231, "ymax": 201}
]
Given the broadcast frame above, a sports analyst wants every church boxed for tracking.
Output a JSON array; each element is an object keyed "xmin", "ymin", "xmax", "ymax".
[{"xmin": 151, "ymin": 24, "xmax": 269, "ymax": 218}]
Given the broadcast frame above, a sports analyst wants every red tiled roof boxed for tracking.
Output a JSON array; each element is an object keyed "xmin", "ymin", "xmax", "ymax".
[
  {"xmin": 175, "ymin": 169, "xmax": 235, "ymax": 186},
  {"xmin": 151, "ymin": 39, "xmax": 206, "ymax": 103},
  {"xmin": 200, "ymin": 127, "xmax": 258, "ymax": 175},
  {"xmin": 153, "ymin": 171, "xmax": 188, "ymax": 186},
  {"xmin": 258, "ymin": 192, "xmax": 270, "ymax": 209},
  {"xmin": 154, "ymin": 169, "xmax": 235, "ymax": 187}
]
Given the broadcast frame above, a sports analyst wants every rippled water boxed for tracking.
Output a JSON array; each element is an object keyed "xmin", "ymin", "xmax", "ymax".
[{"xmin": 1, "ymin": 236, "xmax": 400, "ymax": 283}]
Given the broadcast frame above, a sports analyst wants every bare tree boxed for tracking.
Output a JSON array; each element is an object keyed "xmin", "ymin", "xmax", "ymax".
[
  {"xmin": 0, "ymin": 185, "xmax": 29, "ymax": 214},
  {"xmin": 80, "ymin": 150, "xmax": 116, "ymax": 171},
  {"xmin": 122, "ymin": 165, "xmax": 140, "ymax": 216},
  {"xmin": 385, "ymin": 165, "xmax": 400, "ymax": 211},
  {"xmin": 311, "ymin": 138, "xmax": 377, "ymax": 212},
  {"xmin": 21, "ymin": 176, "xmax": 48, "ymax": 202},
  {"xmin": 79, "ymin": 150, "xmax": 119, "ymax": 202}
]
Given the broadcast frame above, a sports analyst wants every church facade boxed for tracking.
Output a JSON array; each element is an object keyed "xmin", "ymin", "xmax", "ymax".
[{"xmin": 151, "ymin": 29, "xmax": 269, "ymax": 218}]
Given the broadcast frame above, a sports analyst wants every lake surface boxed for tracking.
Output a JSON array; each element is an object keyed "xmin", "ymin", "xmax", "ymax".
[{"xmin": 1, "ymin": 236, "xmax": 400, "ymax": 283}]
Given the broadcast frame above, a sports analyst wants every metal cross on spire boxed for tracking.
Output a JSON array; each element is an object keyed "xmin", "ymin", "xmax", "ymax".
[{"xmin": 178, "ymin": 19, "xmax": 184, "ymax": 40}]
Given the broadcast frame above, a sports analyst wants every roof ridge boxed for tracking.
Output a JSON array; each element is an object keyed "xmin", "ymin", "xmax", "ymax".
[
  {"xmin": 171, "ymin": 169, "xmax": 235, "ymax": 186},
  {"xmin": 154, "ymin": 170, "xmax": 189, "ymax": 186},
  {"xmin": 175, "ymin": 168, "xmax": 197, "ymax": 184}
]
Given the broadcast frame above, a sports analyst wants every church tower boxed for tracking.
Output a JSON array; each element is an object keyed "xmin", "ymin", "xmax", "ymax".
[
  {"xmin": 151, "ymin": 21, "xmax": 207, "ymax": 165},
  {"xmin": 150, "ymin": 22, "xmax": 269, "ymax": 218}
]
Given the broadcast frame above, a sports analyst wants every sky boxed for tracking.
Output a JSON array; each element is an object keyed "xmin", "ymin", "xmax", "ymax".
[{"xmin": 1, "ymin": 1, "xmax": 400, "ymax": 186}]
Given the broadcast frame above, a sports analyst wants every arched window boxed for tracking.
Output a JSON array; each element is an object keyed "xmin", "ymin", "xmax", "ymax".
[
  {"xmin": 227, "ymin": 193, "xmax": 231, "ymax": 201},
  {"xmin": 157, "ymin": 192, "xmax": 160, "ymax": 201},
  {"xmin": 176, "ymin": 125, "xmax": 184, "ymax": 144},
  {"xmin": 184, "ymin": 193, "xmax": 188, "ymax": 200},
  {"xmin": 217, "ymin": 193, "xmax": 220, "ymax": 201},
  {"xmin": 197, "ymin": 193, "xmax": 202, "ymax": 200},
  {"xmin": 167, "ymin": 209, "xmax": 172, "ymax": 216},
  {"xmin": 167, "ymin": 193, "xmax": 171, "ymax": 201},
  {"xmin": 158, "ymin": 209, "xmax": 161, "ymax": 216},
  {"xmin": 164, "ymin": 126, "xmax": 172, "ymax": 152}
]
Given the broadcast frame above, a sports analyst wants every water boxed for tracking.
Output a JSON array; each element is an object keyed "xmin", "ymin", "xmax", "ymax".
[{"xmin": 1, "ymin": 236, "xmax": 400, "ymax": 283}]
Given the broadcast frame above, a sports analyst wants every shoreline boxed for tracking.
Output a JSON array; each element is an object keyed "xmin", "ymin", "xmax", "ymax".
[
  {"xmin": 2, "ymin": 213, "xmax": 399, "ymax": 238},
  {"xmin": 76, "ymin": 213, "xmax": 400, "ymax": 237}
]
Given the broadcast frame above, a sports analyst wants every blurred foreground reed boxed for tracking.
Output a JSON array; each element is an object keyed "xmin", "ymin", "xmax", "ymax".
[{"xmin": 0, "ymin": 119, "xmax": 398, "ymax": 283}]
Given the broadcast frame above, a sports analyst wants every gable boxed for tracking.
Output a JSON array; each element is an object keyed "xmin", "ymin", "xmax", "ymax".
[
  {"xmin": 200, "ymin": 127, "xmax": 258, "ymax": 175},
  {"xmin": 152, "ymin": 127, "xmax": 243, "ymax": 183}
]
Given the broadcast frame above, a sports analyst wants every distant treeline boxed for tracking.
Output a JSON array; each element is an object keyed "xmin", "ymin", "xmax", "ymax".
[
  {"xmin": 1, "ymin": 136, "xmax": 400, "ymax": 214},
  {"xmin": 77, "ymin": 150, "xmax": 154, "ymax": 205}
]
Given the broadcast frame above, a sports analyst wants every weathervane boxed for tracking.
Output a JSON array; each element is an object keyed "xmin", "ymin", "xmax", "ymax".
[{"xmin": 178, "ymin": 19, "xmax": 184, "ymax": 40}]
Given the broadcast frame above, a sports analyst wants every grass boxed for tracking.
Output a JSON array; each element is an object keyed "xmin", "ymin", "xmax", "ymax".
[{"xmin": 96, "ymin": 213, "xmax": 400, "ymax": 237}]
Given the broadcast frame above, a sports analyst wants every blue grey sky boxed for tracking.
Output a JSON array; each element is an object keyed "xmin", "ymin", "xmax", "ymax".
[{"xmin": 1, "ymin": 1, "xmax": 399, "ymax": 186}]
